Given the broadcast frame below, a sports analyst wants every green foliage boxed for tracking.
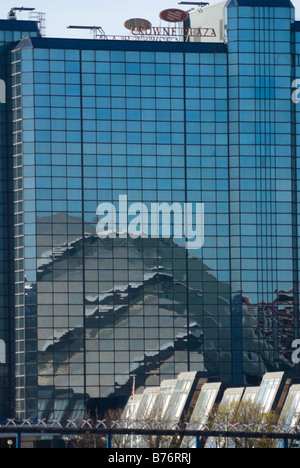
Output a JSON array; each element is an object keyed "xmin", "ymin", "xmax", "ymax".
[{"xmin": 206, "ymin": 400, "xmax": 279, "ymax": 449}]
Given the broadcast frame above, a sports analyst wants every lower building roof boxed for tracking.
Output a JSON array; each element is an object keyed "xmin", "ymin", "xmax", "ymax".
[{"xmin": 14, "ymin": 36, "xmax": 228, "ymax": 54}]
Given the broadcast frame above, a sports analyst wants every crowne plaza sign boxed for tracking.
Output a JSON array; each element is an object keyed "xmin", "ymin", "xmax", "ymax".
[
  {"xmin": 130, "ymin": 26, "xmax": 217, "ymax": 39},
  {"xmin": 123, "ymin": 9, "xmax": 217, "ymax": 41}
]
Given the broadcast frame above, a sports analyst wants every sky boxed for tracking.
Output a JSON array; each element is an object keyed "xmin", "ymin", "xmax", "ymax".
[{"xmin": 0, "ymin": 0, "xmax": 300, "ymax": 39}]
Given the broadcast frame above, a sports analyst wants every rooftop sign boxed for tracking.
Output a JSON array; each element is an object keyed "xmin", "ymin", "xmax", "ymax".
[
  {"xmin": 159, "ymin": 9, "xmax": 189, "ymax": 23},
  {"xmin": 130, "ymin": 27, "xmax": 217, "ymax": 40},
  {"xmin": 124, "ymin": 18, "xmax": 152, "ymax": 31},
  {"xmin": 97, "ymin": 26, "xmax": 217, "ymax": 42}
]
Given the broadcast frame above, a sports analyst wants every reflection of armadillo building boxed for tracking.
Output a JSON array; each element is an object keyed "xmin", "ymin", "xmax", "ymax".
[
  {"xmin": 29, "ymin": 214, "xmax": 292, "ymax": 419},
  {"xmin": 0, "ymin": 0, "xmax": 299, "ymax": 420},
  {"xmin": 34, "ymin": 216, "xmax": 232, "ymax": 417}
]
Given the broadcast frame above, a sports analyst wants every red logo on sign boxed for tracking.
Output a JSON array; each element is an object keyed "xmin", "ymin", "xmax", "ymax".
[{"xmin": 159, "ymin": 9, "xmax": 188, "ymax": 23}]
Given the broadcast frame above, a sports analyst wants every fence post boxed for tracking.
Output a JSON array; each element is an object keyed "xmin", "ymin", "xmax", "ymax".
[
  {"xmin": 195, "ymin": 435, "xmax": 201, "ymax": 448},
  {"xmin": 106, "ymin": 433, "xmax": 112, "ymax": 449},
  {"xmin": 283, "ymin": 438, "xmax": 289, "ymax": 449},
  {"xmin": 16, "ymin": 433, "xmax": 22, "ymax": 449}
]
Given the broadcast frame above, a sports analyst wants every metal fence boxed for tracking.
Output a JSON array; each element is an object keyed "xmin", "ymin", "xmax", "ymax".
[{"xmin": 0, "ymin": 419, "xmax": 300, "ymax": 448}]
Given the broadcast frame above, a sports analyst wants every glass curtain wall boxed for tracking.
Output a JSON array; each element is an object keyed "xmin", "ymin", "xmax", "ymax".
[
  {"xmin": 1, "ymin": 23, "xmax": 39, "ymax": 418},
  {"xmin": 227, "ymin": 0, "xmax": 296, "ymax": 383}
]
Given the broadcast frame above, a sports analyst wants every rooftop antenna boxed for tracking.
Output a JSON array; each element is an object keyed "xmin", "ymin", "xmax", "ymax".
[{"xmin": 68, "ymin": 25, "xmax": 108, "ymax": 40}]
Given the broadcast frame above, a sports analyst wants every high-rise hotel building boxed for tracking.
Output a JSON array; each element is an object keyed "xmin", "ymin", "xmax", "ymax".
[{"xmin": 0, "ymin": 0, "xmax": 299, "ymax": 419}]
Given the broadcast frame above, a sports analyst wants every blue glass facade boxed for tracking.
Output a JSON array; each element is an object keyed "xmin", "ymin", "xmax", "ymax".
[
  {"xmin": 227, "ymin": 1, "xmax": 296, "ymax": 383},
  {"xmin": 0, "ymin": 0, "xmax": 299, "ymax": 419},
  {"xmin": 0, "ymin": 20, "xmax": 40, "ymax": 417}
]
